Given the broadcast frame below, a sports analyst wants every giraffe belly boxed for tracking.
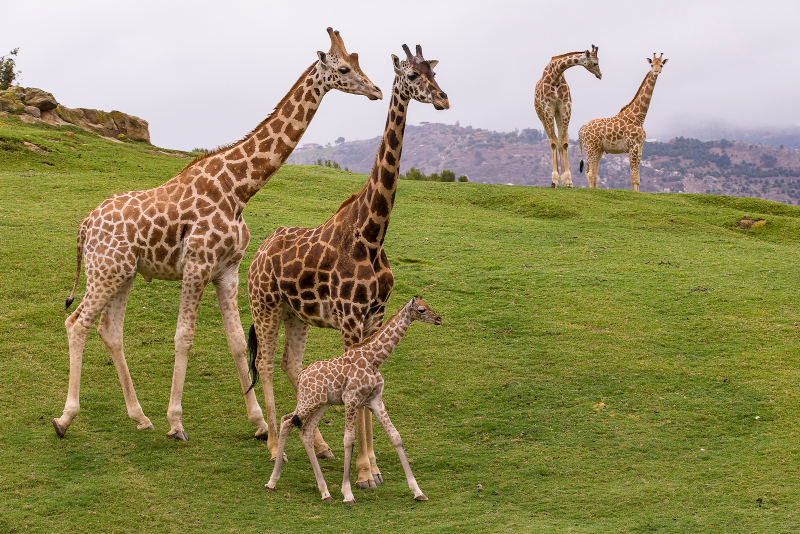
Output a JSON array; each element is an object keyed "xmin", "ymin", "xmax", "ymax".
[
  {"xmin": 136, "ymin": 253, "xmax": 183, "ymax": 281},
  {"xmin": 603, "ymin": 138, "xmax": 629, "ymax": 154}
]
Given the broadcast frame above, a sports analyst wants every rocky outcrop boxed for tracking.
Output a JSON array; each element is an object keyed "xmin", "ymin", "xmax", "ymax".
[{"xmin": 0, "ymin": 86, "xmax": 150, "ymax": 143}]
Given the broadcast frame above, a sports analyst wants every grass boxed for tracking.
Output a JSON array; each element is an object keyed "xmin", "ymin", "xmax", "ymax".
[{"xmin": 2, "ymin": 113, "xmax": 800, "ymax": 532}]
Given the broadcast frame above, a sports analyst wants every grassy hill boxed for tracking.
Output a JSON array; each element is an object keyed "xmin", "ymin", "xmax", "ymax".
[{"xmin": 2, "ymin": 113, "xmax": 800, "ymax": 532}]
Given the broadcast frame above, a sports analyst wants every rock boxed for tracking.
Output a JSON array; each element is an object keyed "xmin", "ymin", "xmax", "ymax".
[
  {"xmin": 23, "ymin": 87, "xmax": 57, "ymax": 112},
  {"xmin": 0, "ymin": 86, "xmax": 25, "ymax": 113},
  {"xmin": 24, "ymin": 105, "xmax": 41, "ymax": 118}
]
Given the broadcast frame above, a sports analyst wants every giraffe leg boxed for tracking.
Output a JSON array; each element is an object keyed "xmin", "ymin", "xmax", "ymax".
[
  {"xmin": 265, "ymin": 413, "xmax": 295, "ymax": 490},
  {"xmin": 629, "ymin": 145, "xmax": 642, "ymax": 192},
  {"xmin": 251, "ymin": 302, "xmax": 282, "ymax": 459},
  {"xmin": 555, "ymin": 109, "xmax": 572, "ymax": 187},
  {"xmin": 298, "ymin": 407, "xmax": 333, "ymax": 501},
  {"xmin": 539, "ymin": 111, "xmax": 560, "ymax": 187},
  {"xmin": 282, "ymin": 314, "xmax": 334, "ymax": 459},
  {"xmin": 96, "ymin": 276, "xmax": 152, "ymax": 431},
  {"xmin": 341, "ymin": 403, "xmax": 358, "ymax": 505},
  {"xmin": 368, "ymin": 398, "xmax": 426, "ymax": 501},
  {"xmin": 363, "ymin": 314, "xmax": 384, "ymax": 485},
  {"xmin": 213, "ymin": 269, "xmax": 267, "ymax": 439},
  {"xmin": 54, "ymin": 270, "xmax": 133, "ymax": 437},
  {"xmin": 587, "ymin": 151, "xmax": 602, "ymax": 189},
  {"xmin": 355, "ymin": 407, "xmax": 377, "ymax": 488},
  {"xmin": 166, "ymin": 266, "xmax": 211, "ymax": 441}
]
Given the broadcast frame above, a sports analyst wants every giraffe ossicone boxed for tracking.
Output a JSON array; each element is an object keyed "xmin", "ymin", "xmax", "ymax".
[
  {"xmin": 534, "ymin": 45, "xmax": 602, "ymax": 188},
  {"xmin": 264, "ymin": 297, "xmax": 442, "ymax": 504},
  {"xmin": 247, "ymin": 43, "xmax": 448, "ymax": 488},
  {"xmin": 53, "ymin": 28, "xmax": 382, "ymax": 442},
  {"xmin": 578, "ymin": 53, "xmax": 668, "ymax": 191}
]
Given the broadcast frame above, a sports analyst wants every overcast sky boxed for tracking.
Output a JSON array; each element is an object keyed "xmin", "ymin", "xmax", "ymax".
[{"xmin": 3, "ymin": 1, "xmax": 799, "ymax": 150}]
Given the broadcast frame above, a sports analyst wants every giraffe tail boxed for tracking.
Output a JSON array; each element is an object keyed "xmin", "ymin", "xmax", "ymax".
[
  {"xmin": 246, "ymin": 324, "xmax": 259, "ymax": 392},
  {"xmin": 578, "ymin": 127, "xmax": 585, "ymax": 174},
  {"xmin": 65, "ymin": 219, "xmax": 88, "ymax": 310}
]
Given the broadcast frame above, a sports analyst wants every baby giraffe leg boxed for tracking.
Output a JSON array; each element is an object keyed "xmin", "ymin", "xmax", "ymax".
[
  {"xmin": 341, "ymin": 404, "xmax": 358, "ymax": 505},
  {"xmin": 299, "ymin": 407, "xmax": 333, "ymax": 501},
  {"xmin": 368, "ymin": 398, "xmax": 426, "ymax": 501},
  {"xmin": 265, "ymin": 413, "xmax": 295, "ymax": 490}
]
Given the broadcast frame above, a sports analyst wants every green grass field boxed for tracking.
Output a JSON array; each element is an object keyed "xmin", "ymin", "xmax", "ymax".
[{"xmin": 2, "ymin": 114, "xmax": 800, "ymax": 532}]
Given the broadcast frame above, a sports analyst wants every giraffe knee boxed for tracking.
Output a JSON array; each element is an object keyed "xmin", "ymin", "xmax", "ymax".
[
  {"xmin": 174, "ymin": 327, "xmax": 194, "ymax": 352},
  {"xmin": 389, "ymin": 431, "xmax": 403, "ymax": 449}
]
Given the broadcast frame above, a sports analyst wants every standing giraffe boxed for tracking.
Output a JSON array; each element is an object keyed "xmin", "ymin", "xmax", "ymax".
[
  {"xmin": 578, "ymin": 53, "xmax": 668, "ymax": 191},
  {"xmin": 53, "ymin": 28, "xmax": 382, "ymax": 441},
  {"xmin": 534, "ymin": 46, "xmax": 602, "ymax": 187},
  {"xmin": 247, "ymin": 44, "xmax": 448, "ymax": 488},
  {"xmin": 265, "ymin": 297, "xmax": 442, "ymax": 504}
]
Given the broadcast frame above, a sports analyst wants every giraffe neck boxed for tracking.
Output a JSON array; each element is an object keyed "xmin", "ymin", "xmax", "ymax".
[
  {"xmin": 349, "ymin": 79, "xmax": 409, "ymax": 246},
  {"xmin": 363, "ymin": 301, "xmax": 413, "ymax": 367},
  {"xmin": 191, "ymin": 62, "xmax": 328, "ymax": 206},
  {"xmin": 542, "ymin": 53, "xmax": 584, "ymax": 85},
  {"xmin": 619, "ymin": 71, "xmax": 658, "ymax": 125}
]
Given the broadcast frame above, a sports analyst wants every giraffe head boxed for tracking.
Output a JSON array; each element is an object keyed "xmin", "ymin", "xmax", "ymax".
[
  {"xmin": 317, "ymin": 27, "xmax": 383, "ymax": 100},
  {"xmin": 391, "ymin": 44, "xmax": 449, "ymax": 110},
  {"xmin": 647, "ymin": 53, "xmax": 669, "ymax": 76},
  {"xmin": 579, "ymin": 44, "xmax": 602, "ymax": 79},
  {"xmin": 409, "ymin": 296, "xmax": 443, "ymax": 325}
]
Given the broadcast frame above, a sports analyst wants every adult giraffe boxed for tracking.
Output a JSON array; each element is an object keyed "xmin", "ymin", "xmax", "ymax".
[
  {"xmin": 534, "ymin": 46, "xmax": 602, "ymax": 187},
  {"xmin": 579, "ymin": 53, "xmax": 668, "ymax": 191},
  {"xmin": 247, "ymin": 44, "xmax": 448, "ymax": 488},
  {"xmin": 53, "ymin": 28, "xmax": 382, "ymax": 441}
]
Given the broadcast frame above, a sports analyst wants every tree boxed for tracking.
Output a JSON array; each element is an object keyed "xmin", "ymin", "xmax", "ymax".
[
  {"xmin": 458, "ymin": 175, "xmax": 469, "ymax": 182},
  {"xmin": 335, "ymin": 136, "xmax": 345, "ymax": 145},
  {"xmin": 0, "ymin": 48, "xmax": 21, "ymax": 90},
  {"xmin": 440, "ymin": 169, "xmax": 456, "ymax": 182}
]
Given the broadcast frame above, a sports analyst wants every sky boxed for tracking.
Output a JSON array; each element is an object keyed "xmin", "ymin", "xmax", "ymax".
[{"xmin": 3, "ymin": 1, "xmax": 799, "ymax": 150}]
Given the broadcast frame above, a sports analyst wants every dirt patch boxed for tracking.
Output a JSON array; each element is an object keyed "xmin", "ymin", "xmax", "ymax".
[
  {"xmin": 22, "ymin": 141, "xmax": 49, "ymax": 154},
  {"xmin": 737, "ymin": 218, "xmax": 766, "ymax": 229}
]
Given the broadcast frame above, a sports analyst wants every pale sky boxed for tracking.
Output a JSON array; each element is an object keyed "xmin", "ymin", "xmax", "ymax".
[{"xmin": 3, "ymin": 1, "xmax": 799, "ymax": 150}]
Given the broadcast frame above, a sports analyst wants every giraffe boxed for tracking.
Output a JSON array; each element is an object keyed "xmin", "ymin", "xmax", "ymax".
[
  {"xmin": 264, "ymin": 296, "xmax": 442, "ymax": 504},
  {"xmin": 246, "ymin": 44, "xmax": 448, "ymax": 488},
  {"xmin": 534, "ymin": 46, "xmax": 602, "ymax": 187},
  {"xmin": 52, "ymin": 28, "xmax": 383, "ymax": 442},
  {"xmin": 578, "ymin": 53, "xmax": 668, "ymax": 192}
]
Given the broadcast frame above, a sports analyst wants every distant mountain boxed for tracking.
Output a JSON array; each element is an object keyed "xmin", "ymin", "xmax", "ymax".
[{"xmin": 289, "ymin": 122, "xmax": 800, "ymax": 205}]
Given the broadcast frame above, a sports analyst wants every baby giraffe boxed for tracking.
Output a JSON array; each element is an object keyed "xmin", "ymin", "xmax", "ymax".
[{"xmin": 264, "ymin": 297, "xmax": 442, "ymax": 504}]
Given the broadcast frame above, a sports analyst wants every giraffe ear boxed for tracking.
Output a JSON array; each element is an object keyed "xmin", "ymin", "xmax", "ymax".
[
  {"xmin": 585, "ymin": 50, "xmax": 590, "ymax": 58},
  {"xmin": 317, "ymin": 51, "xmax": 328, "ymax": 66},
  {"xmin": 392, "ymin": 54, "xmax": 402, "ymax": 73},
  {"xmin": 662, "ymin": 58, "xmax": 668, "ymax": 65},
  {"xmin": 647, "ymin": 57, "xmax": 653, "ymax": 65},
  {"xmin": 427, "ymin": 59, "xmax": 439, "ymax": 69}
]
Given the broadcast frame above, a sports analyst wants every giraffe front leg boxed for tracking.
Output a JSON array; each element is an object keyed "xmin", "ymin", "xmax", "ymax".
[
  {"xmin": 341, "ymin": 403, "xmax": 358, "ymax": 505},
  {"xmin": 166, "ymin": 268, "xmax": 211, "ymax": 441},
  {"xmin": 560, "ymin": 141, "xmax": 573, "ymax": 187},
  {"xmin": 629, "ymin": 145, "xmax": 642, "ymax": 192},
  {"xmin": 298, "ymin": 407, "xmax": 333, "ymax": 501},
  {"xmin": 251, "ymin": 304, "xmax": 283, "ymax": 459},
  {"xmin": 213, "ymin": 270, "xmax": 267, "ymax": 439},
  {"xmin": 368, "ymin": 398, "xmax": 426, "ymax": 501},
  {"xmin": 549, "ymin": 141, "xmax": 560, "ymax": 187},
  {"xmin": 266, "ymin": 413, "xmax": 295, "ymax": 491},
  {"xmin": 355, "ymin": 407, "xmax": 376, "ymax": 488},
  {"xmin": 587, "ymin": 152, "xmax": 601, "ymax": 189}
]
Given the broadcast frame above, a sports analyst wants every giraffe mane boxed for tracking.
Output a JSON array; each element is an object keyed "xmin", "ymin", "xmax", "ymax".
[
  {"xmin": 181, "ymin": 63, "xmax": 317, "ymax": 172},
  {"xmin": 550, "ymin": 51, "xmax": 585, "ymax": 60},
  {"xmin": 618, "ymin": 69, "xmax": 653, "ymax": 114},
  {"xmin": 346, "ymin": 304, "xmax": 405, "ymax": 351}
]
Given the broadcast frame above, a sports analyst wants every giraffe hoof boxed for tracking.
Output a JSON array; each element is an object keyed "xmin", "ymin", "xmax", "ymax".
[
  {"xmin": 414, "ymin": 494, "xmax": 429, "ymax": 501},
  {"xmin": 551, "ymin": 183, "xmax": 556, "ymax": 188},
  {"xmin": 167, "ymin": 430, "xmax": 188, "ymax": 442},
  {"xmin": 356, "ymin": 478, "xmax": 377, "ymax": 489},
  {"xmin": 373, "ymin": 472, "xmax": 383, "ymax": 484},
  {"xmin": 323, "ymin": 496, "xmax": 335, "ymax": 502},
  {"xmin": 344, "ymin": 498, "xmax": 356, "ymax": 507},
  {"xmin": 52, "ymin": 419, "xmax": 66, "ymax": 438},
  {"xmin": 254, "ymin": 430, "xmax": 268, "ymax": 441},
  {"xmin": 137, "ymin": 422, "xmax": 154, "ymax": 431},
  {"xmin": 264, "ymin": 483, "xmax": 276, "ymax": 492},
  {"xmin": 316, "ymin": 448, "xmax": 335, "ymax": 460}
]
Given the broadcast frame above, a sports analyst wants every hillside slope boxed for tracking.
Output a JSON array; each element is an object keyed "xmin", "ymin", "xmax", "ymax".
[
  {"xmin": 2, "ymin": 115, "xmax": 800, "ymax": 532},
  {"xmin": 289, "ymin": 122, "xmax": 800, "ymax": 204}
]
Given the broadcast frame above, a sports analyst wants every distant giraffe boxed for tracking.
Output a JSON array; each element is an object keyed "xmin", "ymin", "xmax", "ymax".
[
  {"xmin": 264, "ymin": 296, "xmax": 442, "ymax": 504},
  {"xmin": 534, "ymin": 46, "xmax": 602, "ymax": 187},
  {"xmin": 53, "ymin": 28, "xmax": 382, "ymax": 441},
  {"xmin": 247, "ymin": 44, "xmax": 448, "ymax": 488},
  {"xmin": 579, "ymin": 53, "xmax": 668, "ymax": 191}
]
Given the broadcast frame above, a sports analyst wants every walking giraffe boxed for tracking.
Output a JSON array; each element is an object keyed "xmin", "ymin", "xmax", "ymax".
[
  {"xmin": 53, "ymin": 28, "xmax": 382, "ymax": 441},
  {"xmin": 247, "ymin": 44, "xmax": 448, "ymax": 488},
  {"xmin": 579, "ymin": 53, "xmax": 669, "ymax": 191},
  {"xmin": 534, "ymin": 46, "xmax": 602, "ymax": 187},
  {"xmin": 264, "ymin": 297, "xmax": 442, "ymax": 504}
]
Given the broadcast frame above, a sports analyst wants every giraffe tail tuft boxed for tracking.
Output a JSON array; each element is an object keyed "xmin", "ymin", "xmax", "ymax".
[
  {"xmin": 580, "ymin": 160, "xmax": 584, "ymax": 174},
  {"xmin": 65, "ymin": 219, "xmax": 88, "ymax": 311},
  {"xmin": 578, "ymin": 126, "xmax": 586, "ymax": 174},
  {"xmin": 290, "ymin": 414, "xmax": 302, "ymax": 428},
  {"xmin": 246, "ymin": 324, "xmax": 259, "ymax": 392}
]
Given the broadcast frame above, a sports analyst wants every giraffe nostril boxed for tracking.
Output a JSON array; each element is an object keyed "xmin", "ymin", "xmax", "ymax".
[{"xmin": 439, "ymin": 92, "xmax": 447, "ymax": 99}]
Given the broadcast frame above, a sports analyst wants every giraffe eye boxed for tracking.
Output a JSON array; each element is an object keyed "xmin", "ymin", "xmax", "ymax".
[
  {"xmin": 338, "ymin": 66, "xmax": 351, "ymax": 74},
  {"xmin": 417, "ymin": 307, "xmax": 425, "ymax": 313},
  {"xmin": 407, "ymin": 72, "xmax": 419, "ymax": 81}
]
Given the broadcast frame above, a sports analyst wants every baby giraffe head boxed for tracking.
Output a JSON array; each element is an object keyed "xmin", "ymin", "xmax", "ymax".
[
  {"xmin": 579, "ymin": 44, "xmax": 602, "ymax": 80},
  {"xmin": 647, "ymin": 52, "xmax": 668, "ymax": 75},
  {"xmin": 317, "ymin": 27, "xmax": 383, "ymax": 101},
  {"xmin": 391, "ymin": 44, "xmax": 449, "ymax": 110},
  {"xmin": 409, "ymin": 296, "xmax": 443, "ymax": 325}
]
